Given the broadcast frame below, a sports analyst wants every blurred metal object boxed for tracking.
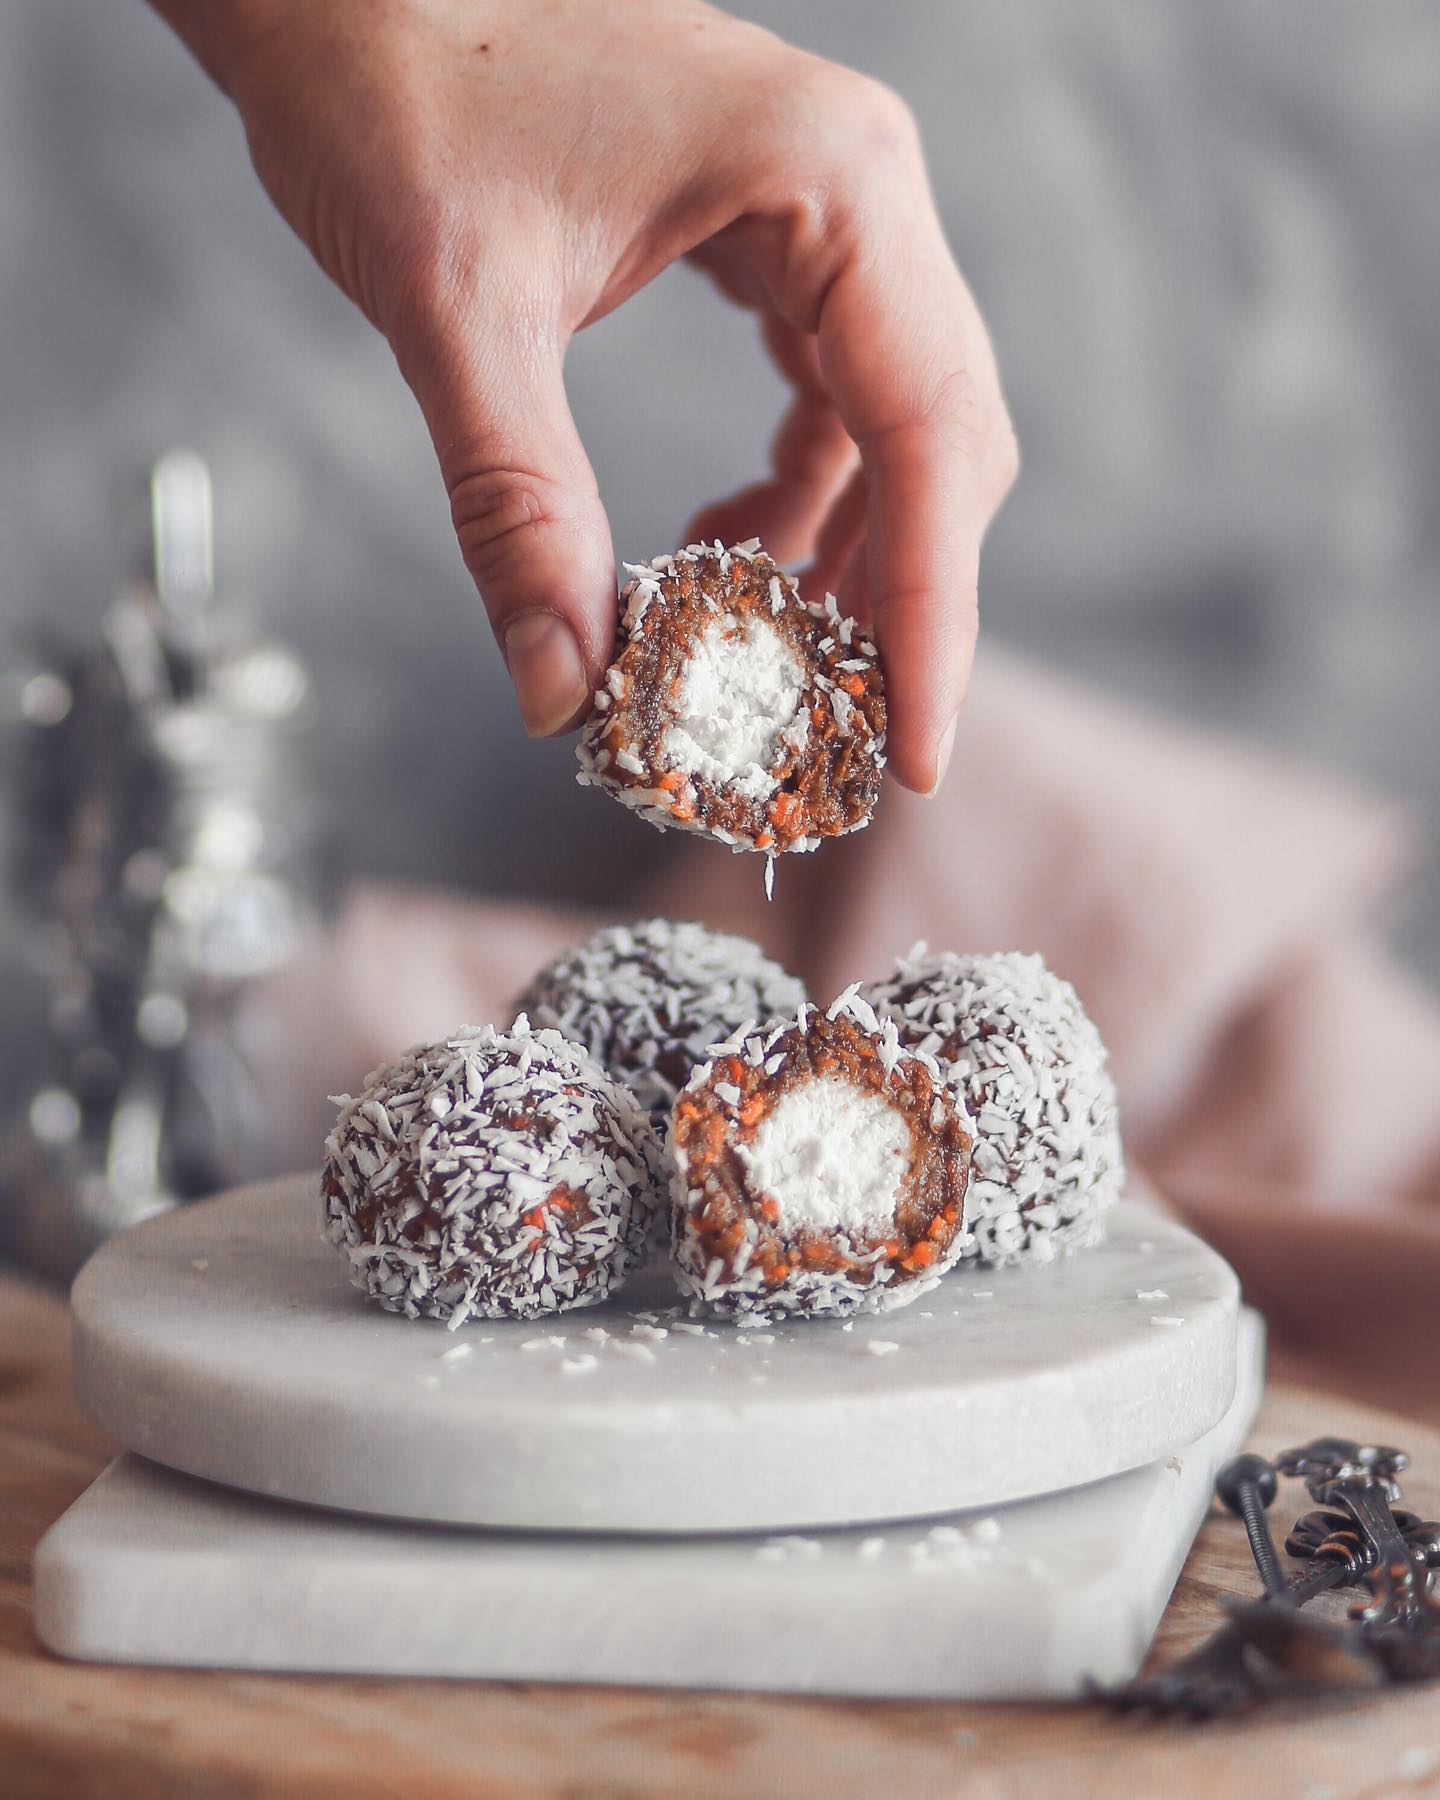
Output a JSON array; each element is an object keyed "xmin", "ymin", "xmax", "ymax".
[
  {"xmin": 150, "ymin": 449, "xmax": 215, "ymax": 614},
  {"xmin": 1, "ymin": 451, "xmax": 315, "ymax": 1278}
]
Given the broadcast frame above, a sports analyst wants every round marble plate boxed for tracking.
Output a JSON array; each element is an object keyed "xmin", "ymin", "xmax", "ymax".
[{"xmin": 71, "ymin": 1176, "xmax": 1241, "ymax": 1533}]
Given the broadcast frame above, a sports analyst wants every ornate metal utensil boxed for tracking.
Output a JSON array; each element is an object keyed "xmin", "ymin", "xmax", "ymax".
[
  {"xmin": 1103, "ymin": 1436, "xmax": 1440, "ymax": 1716},
  {"xmin": 1278, "ymin": 1438, "xmax": 1440, "ymax": 1683}
]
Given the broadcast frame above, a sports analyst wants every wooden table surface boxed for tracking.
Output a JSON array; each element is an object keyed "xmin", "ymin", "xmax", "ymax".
[{"xmin": 3, "ymin": 1271, "xmax": 1440, "ymax": 1800}]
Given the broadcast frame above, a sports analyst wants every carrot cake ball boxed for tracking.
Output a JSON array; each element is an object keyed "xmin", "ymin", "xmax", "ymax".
[
  {"xmin": 322, "ymin": 1020, "xmax": 662, "ymax": 1326},
  {"xmin": 576, "ymin": 540, "xmax": 885, "ymax": 876},
  {"xmin": 670, "ymin": 988, "xmax": 973, "ymax": 1320},
  {"xmin": 514, "ymin": 918, "xmax": 807, "ymax": 1137},
  {"xmin": 862, "ymin": 949, "xmax": 1123, "ymax": 1266}
]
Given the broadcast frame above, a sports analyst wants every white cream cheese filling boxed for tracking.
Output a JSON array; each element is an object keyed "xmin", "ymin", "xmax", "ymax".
[
  {"xmin": 737, "ymin": 1075, "xmax": 911, "ymax": 1239},
  {"xmin": 662, "ymin": 615, "xmax": 808, "ymax": 801}
]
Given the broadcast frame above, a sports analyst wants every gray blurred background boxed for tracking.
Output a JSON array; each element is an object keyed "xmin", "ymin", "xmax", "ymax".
[{"xmin": 3, "ymin": 0, "xmax": 1438, "ymax": 1110}]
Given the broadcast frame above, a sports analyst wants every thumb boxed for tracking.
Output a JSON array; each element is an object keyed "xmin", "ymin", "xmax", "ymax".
[{"xmin": 404, "ymin": 320, "xmax": 614, "ymax": 738}]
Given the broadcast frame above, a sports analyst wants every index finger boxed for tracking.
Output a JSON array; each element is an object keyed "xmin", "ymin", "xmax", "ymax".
[{"xmin": 817, "ymin": 217, "xmax": 1017, "ymax": 793}]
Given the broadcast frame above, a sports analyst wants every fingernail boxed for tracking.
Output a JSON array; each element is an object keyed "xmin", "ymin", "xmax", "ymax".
[
  {"xmin": 928, "ymin": 715, "xmax": 959, "ymax": 796},
  {"xmin": 503, "ymin": 612, "xmax": 589, "ymax": 737}
]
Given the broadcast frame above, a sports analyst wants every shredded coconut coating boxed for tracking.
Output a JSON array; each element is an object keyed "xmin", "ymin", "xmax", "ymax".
[
  {"xmin": 862, "ymin": 949, "xmax": 1124, "ymax": 1266},
  {"xmin": 669, "ymin": 988, "xmax": 974, "ymax": 1320},
  {"xmin": 321, "ymin": 1019, "xmax": 663, "ymax": 1326},
  {"xmin": 576, "ymin": 539, "xmax": 886, "ymax": 856},
  {"xmin": 513, "ymin": 919, "xmax": 807, "ymax": 1138}
]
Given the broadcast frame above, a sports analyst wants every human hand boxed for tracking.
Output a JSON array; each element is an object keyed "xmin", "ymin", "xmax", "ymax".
[{"xmin": 154, "ymin": 0, "xmax": 1017, "ymax": 792}]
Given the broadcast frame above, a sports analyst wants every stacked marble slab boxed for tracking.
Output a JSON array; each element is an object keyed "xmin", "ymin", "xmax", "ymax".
[{"xmin": 35, "ymin": 1177, "xmax": 1259, "ymax": 1698}]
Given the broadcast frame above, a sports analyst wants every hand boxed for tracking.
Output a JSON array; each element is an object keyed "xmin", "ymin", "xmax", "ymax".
[{"xmin": 154, "ymin": 0, "xmax": 1017, "ymax": 792}]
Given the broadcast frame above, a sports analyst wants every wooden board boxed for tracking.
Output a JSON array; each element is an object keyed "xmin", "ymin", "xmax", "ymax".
[{"xmin": 3, "ymin": 1269, "xmax": 1439, "ymax": 1798}]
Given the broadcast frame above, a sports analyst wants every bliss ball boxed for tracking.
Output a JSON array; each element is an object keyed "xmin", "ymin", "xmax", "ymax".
[
  {"xmin": 576, "ymin": 540, "xmax": 886, "ymax": 865},
  {"xmin": 321, "ymin": 1020, "xmax": 662, "ymax": 1325},
  {"xmin": 863, "ymin": 948, "xmax": 1124, "ymax": 1267},
  {"xmin": 669, "ymin": 987, "xmax": 974, "ymax": 1321},
  {"xmin": 513, "ymin": 918, "xmax": 807, "ymax": 1135}
]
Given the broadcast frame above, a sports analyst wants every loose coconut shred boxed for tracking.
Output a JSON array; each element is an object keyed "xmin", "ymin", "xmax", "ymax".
[
  {"xmin": 322, "ymin": 1020, "xmax": 662, "ymax": 1326},
  {"xmin": 577, "ymin": 540, "xmax": 886, "ymax": 863},
  {"xmin": 670, "ymin": 987, "xmax": 974, "ymax": 1320},
  {"xmin": 863, "ymin": 949, "xmax": 1124, "ymax": 1266},
  {"xmin": 513, "ymin": 918, "xmax": 807, "ymax": 1139}
]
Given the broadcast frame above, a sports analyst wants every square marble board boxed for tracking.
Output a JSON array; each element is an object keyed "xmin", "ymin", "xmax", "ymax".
[{"xmin": 36, "ymin": 1312, "xmax": 1262, "ymax": 1699}]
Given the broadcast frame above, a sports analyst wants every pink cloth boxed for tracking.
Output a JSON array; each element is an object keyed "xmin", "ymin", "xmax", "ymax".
[{"xmin": 253, "ymin": 651, "xmax": 1440, "ymax": 1420}]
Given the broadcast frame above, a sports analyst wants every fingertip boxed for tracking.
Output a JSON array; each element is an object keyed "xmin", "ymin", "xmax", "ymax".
[
  {"xmin": 924, "ymin": 714, "xmax": 959, "ymax": 797},
  {"xmin": 452, "ymin": 481, "xmax": 613, "ymax": 736},
  {"xmin": 873, "ymin": 588, "xmax": 976, "ymax": 794},
  {"xmin": 502, "ymin": 609, "xmax": 594, "ymax": 738},
  {"xmin": 886, "ymin": 738, "xmax": 939, "ymax": 796}
]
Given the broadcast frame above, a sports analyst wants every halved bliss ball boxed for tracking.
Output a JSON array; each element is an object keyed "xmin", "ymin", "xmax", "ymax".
[
  {"xmin": 321, "ymin": 1020, "xmax": 663, "ymax": 1325},
  {"xmin": 669, "ymin": 989, "xmax": 973, "ymax": 1320},
  {"xmin": 862, "ymin": 948, "xmax": 1124, "ymax": 1267},
  {"xmin": 513, "ymin": 918, "xmax": 807, "ymax": 1138},
  {"xmin": 576, "ymin": 539, "xmax": 886, "ymax": 858}
]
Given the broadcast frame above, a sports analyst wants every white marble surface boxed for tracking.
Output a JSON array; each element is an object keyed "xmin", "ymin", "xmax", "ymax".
[
  {"xmin": 35, "ymin": 1312, "xmax": 1264, "ymax": 1697},
  {"xmin": 71, "ymin": 1176, "xmax": 1241, "ymax": 1533}
]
